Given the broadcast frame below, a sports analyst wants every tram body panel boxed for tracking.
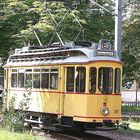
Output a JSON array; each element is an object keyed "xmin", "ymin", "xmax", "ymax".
[
  {"xmin": 8, "ymin": 89, "xmax": 60, "ymax": 114},
  {"xmin": 63, "ymin": 94, "xmax": 87, "ymax": 116},
  {"xmin": 88, "ymin": 61, "xmax": 122, "ymax": 68},
  {"xmin": 86, "ymin": 95, "xmax": 121, "ymax": 122},
  {"xmin": 62, "ymin": 94, "xmax": 121, "ymax": 123}
]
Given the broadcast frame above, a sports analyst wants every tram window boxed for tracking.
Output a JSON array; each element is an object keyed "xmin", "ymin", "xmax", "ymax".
[
  {"xmin": 76, "ymin": 67, "xmax": 86, "ymax": 92},
  {"xmin": 11, "ymin": 73, "xmax": 17, "ymax": 87},
  {"xmin": 41, "ymin": 69, "xmax": 49, "ymax": 89},
  {"xmin": 33, "ymin": 69, "xmax": 40, "ymax": 72},
  {"xmin": 18, "ymin": 69, "xmax": 24, "ymax": 88},
  {"xmin": 18, "ymin": 73, "xmax": 24, "ymax": 88},
  {"xmin": 66, "ymin": 67, "xmax": 75, "ymax": 92},
  {"xmin": 114, "ymin": 68, "xmax": 121, "ymax": 94},
  {"xmin": 89, "ymin": 67, "xmax": 97, "ymax": 93},
  {"xmin": 26, "ymin": 69, "xmax": 32, "ymax": 72},
  {"xmin": 33, "ymin": 73, "xmax": 40, "ymax": 89},
  {"xmin": 12, "ymin": 69, "xmax": 17, "ymax": 72},
  {"xmin": 50, "ymin": 69, "xmax": 58, "ymax": 90},
  {"xmin": 98, "ymin": 67, "xmax": 113, "ymax": 94},
  {"xmin": 25, "ymin": 69, "xmax": 32, "ymax": 88},
  {"xmin": 33, "ymin": 69, "xmax": 40, "ymax": 89}
]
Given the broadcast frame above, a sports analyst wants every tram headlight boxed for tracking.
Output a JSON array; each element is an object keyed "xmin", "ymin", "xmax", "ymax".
[{"xmin": 100, "ymin": 106, "xmax": 109, "ymax": 116}]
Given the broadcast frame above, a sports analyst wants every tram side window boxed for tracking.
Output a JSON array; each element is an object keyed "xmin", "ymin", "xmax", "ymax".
[
  {"xmin": 50, "ymin": 69, "xmax": 58, "ymax": 90},
  {"xmin": 18, "ymin": 73, "xmax": 24, "ymax": 88},
  {"xmin": 114, "ymin": 68, "xmax": 121, "ymax": 94},
  {"xmin": 41, "ymin": 69, "xmax": 49, "ymax": 89},
  {"xmin": 33, "ymin": 69, "xmax": 40, "ymax": 89},
  {"xmin": 66, "ymin": 67, "xmax": 75, "ymax": 92},
  {"xmin": 98, "ymin": 67, "xmax": 113, "ymax": 94},
  {"xmin": 25, "ymin": 69, "xmax": 32, "ymax": 88},
  {"xmin": 11, "ymin": 69, "xmax": 17, "ymax": 88},
  {"xmin": 89, "ymin": 67, "xmax": 97, "ymax": 93},
  {"xmin": 76, "ymin": 67, "xmax": 86, "ymax": 92}
]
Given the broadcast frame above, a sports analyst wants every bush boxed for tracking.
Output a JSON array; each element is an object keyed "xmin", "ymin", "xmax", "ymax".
[{"xmin": 0, "ymin": 88, "xmax": 31, "ymax": 132}]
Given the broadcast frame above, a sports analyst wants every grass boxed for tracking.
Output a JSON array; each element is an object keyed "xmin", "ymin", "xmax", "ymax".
[
  {"xmin": 120, "ymin": 121, "xmax": 140, "ymax": 133},
  {"xmin": 0, "ymin": 129, "xmax": 45, "ymax": 140},
  {"xmin": 129, "ymin": 122, "xmax": 140, "ymax": 133},
  {"xmin": 121, "ymin": 105, "xmax": 140, "ymax": 132}
]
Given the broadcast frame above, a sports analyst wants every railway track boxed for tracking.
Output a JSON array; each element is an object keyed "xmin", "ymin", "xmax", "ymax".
[
  {"xmin": 32, "ymin": 126, "xmax": 112, "ymax": 140},
  {"xmin": 52, "ymin": 131, "xmax": 113, "ymax": 140}
]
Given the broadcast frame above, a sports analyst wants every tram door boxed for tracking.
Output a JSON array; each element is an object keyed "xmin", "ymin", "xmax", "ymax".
[{"xmin": 63, "ymin": 67, "xmax": 86, "ymax": 116}]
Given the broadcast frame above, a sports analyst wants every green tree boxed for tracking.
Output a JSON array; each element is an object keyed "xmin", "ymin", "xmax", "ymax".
[
  {"xmin": 0, "ymin": 0, "xmax": 115, "ymax": 60},
  {"xmin": 0, "ymin": 0, "xmax": 39, "ymax": 59},
  {"xmin": 122, "ymin": 2, "xmax": 140, "ymax": 103}
]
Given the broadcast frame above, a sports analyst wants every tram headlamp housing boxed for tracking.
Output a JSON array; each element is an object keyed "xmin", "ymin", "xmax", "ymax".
[{"xmin": 100, "ymin": 106, "xmax": 109, "ymax": 116}]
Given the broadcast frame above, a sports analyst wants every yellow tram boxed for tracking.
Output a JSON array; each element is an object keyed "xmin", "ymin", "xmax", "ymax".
[{"xmin": 4, "ymin": 39, "xmax": 122, "ymax": 130}]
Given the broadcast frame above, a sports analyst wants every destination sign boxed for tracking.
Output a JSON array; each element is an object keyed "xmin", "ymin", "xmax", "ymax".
[{"xmin": 96, "ymin": 50, "xmax": 114, "ymax": 56}]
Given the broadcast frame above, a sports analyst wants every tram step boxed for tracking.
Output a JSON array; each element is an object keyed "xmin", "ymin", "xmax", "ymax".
[{"xmin": 25, "ymin": 118, "xmax": 43, "ymax": 124}]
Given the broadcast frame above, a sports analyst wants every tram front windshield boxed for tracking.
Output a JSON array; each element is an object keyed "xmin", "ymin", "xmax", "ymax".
[{"xmin": 98, "ymin": 67, "xmax": 113, "ymax": 94}]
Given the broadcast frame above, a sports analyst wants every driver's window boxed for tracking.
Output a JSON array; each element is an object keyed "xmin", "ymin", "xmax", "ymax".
[{"xmin": 98, "ymin": 67, "xmax": 113, "ymax": 94}]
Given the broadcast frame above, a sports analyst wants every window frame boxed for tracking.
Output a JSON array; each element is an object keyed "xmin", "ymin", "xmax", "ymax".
[{"xmin": 10, "ymin": 67, "xmax": 60, "ymax": 90}]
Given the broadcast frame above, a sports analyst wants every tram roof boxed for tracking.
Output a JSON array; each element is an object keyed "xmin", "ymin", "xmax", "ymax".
[{"xmin": 5, "ymin": 40, "xmax": 121, "ymax": 67}]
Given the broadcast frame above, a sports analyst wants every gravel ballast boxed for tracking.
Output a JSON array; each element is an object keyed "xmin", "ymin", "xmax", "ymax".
[{"xmin": 87, "ymin": 130, "xmax": 140, "ymax": 140}]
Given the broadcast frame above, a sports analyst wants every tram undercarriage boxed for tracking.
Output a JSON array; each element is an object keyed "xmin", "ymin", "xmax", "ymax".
[{"xmin": 24, "ymin": 111, "xmax": 119, "ymax": 131}]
